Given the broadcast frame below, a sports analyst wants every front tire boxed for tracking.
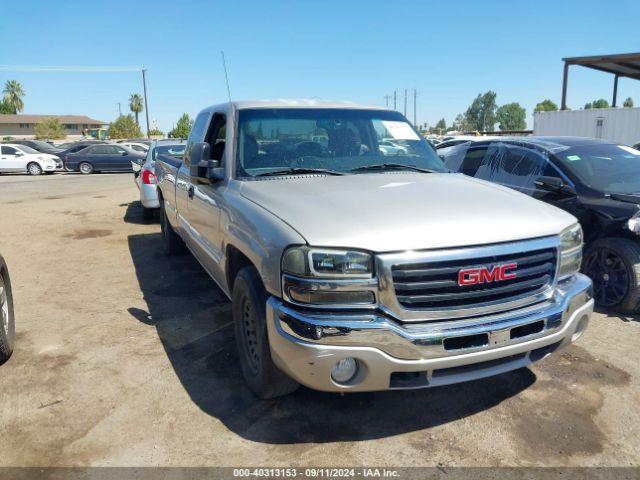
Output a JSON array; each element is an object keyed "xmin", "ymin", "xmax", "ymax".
[
  {"xmin": 79, "ymin": 162, "xmax": 94, "ymax": 174},
  {"xmin": 232, "ymin": 267, "xmax": 299, "ymax": 399},
  {"xmin": 583, "ymin": 237, "xmax": 640, "ymax": 313},
  {"xmin": 27, "ymin": 162, "xmax": 42, "ymax": 175},
  {"xmin": 0, "ymin": 258, "xmax": 15, "ymax": 363}
]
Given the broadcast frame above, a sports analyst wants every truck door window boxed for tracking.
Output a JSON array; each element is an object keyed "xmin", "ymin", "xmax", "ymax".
[
  {"xmin": 184, "ymin": 112, "xmax": 211, "ymax": 167},
  {"xmin": 206, "ymin": 115, "xmax": 226, "ymax": 162}
]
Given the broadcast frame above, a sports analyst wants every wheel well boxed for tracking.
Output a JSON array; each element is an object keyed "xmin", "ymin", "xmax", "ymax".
[{"xmin": 227, "ymin": 246, "xmax": 254, "ymax": 292}]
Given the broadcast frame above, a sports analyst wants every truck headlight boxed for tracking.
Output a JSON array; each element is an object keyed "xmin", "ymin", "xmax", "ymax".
[
  {"xmin": 282, "ymin": 246, "xmax": 375, "ymax": 306},
  {"xmin": 282, "ymin": 246, "xmax": 373, "ymax": 278},
  {"xmin": 558, "ymin": 223, "xmax": 583, "ymax": 279}
]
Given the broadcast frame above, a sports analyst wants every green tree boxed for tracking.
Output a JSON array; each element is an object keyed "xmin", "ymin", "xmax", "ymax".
[
  {"xmin": 464, "ymin": 91, "xmax": 497, "ymax": 132},
  {"xmin": 108, "ymin": 114, "xmax": 143, "ymax": 139},
  {"xmin": 34, "ymin": 117, "xmax": 66, "ymax": 139},
  {"xmin": 2, "ymin": 80, "xmax": 25, "ymax": 114},
  {"xmin": 434, "ymin": 118, "xmax": 447, "ymax": 133},
  {"xmin": 623, "ymin": 97, "xmax": 634, "ymax": 108},
  {"xmin": 534, "ymin": 99, "xmax": 558, "ymax": 112},
  {"xmin": 584, "ymin": 102, "xmax": 592, "ymax": 109},
  {"xmin": 148, "ymin": 128, "xmax": 164, "ymax": 137},
  {"xmin": 168, "ymin": 113, "xmax": 193, "ymax": 139},
  {"xmin": 0, "ymin": 101, "xmax": 12, "ymax": 114},
  {"xmin": 591, "ymin": 99, "xmax": 609, "ymax": 109},
  {"xmin": 129, "ymin": 93, "xmax": 144, "ymax": 125},
  {"xmin": 496, "ymin": 102, "xmax": 527, "ymax": 131}
]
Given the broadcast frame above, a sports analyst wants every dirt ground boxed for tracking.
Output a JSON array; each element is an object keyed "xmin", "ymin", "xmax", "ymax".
[{"xmin": 0, "ymin": 172, "xmax": 638, "ymax": 467}]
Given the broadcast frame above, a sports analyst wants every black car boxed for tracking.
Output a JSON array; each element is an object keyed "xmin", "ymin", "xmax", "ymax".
[
  {"xmin": 64, "ymin": 144, "xmax": 145, "ymax": 174},
  {"xmin": 441, "ymin": 136, "xmax": 640, "ymax": 312},
  {"xmin": 3, "ymin": 139, "xmax": 62, "ymax": 156}
]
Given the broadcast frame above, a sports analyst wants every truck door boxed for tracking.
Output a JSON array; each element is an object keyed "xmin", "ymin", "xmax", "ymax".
[
  {"xmin": 183, "ymin": 113, "xmax": 227, "ymax": 287},
  {"xmin": 174, "ymin": 111, "xmax": 211, "ymax": 252}
]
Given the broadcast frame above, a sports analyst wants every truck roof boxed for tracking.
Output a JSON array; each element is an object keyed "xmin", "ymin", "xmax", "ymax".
[{"xmin": 204, "ymin": 99, "xmax": 391, "ymax": 112}]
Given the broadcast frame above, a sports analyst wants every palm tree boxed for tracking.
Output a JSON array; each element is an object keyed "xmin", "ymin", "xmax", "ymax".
[
  {"xmin": 129, "ymin": 93, "xmax": 144, "ymax": 125},
  {"xmin": 3, "ymin": 80, "xmax": 25, "ymax": 114}
]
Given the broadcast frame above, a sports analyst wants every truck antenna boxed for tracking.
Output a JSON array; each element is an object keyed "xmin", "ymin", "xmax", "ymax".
[{"xmin": 221, "ymin": 51, "xmax": 232, "ymax": 103}]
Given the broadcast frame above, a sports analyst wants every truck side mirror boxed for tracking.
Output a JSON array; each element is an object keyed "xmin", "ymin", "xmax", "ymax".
[{"xmin": 189, "ymin": 142, "xmax": 222, "ymax": 181}]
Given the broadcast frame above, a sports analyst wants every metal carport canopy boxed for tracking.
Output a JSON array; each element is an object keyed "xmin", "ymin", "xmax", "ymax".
[{"xmin": 561, "ymin": 52, "xmax": 640, "ymax": 110}]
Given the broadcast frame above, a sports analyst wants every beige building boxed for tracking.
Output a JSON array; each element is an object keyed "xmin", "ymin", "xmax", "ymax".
[{"xmin": 0, "ymin": 114, "xmax": 107, "ymax": 140}]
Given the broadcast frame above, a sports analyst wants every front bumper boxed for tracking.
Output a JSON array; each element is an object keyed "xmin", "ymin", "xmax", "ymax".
[{"xmin": 266, "ymin": 273, "xmax": 593, "ymax": 392}]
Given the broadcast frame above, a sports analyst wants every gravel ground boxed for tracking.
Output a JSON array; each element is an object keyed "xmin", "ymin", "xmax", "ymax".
[{"xmin": 0, "ymin": 173, "xmax": 638, "ymax": 467}]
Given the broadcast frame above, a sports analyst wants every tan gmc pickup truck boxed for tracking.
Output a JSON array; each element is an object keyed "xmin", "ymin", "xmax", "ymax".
[{"xmin": 155, "ymin": 100, "xmax": 593, "ymax": 398}]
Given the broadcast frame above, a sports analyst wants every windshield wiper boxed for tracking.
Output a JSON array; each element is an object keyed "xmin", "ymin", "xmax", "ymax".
[
  {"xmin": 351, "ymin": 163, "xmax": 440, "ymax": 174},
  {"xmin": 255, "ymin": 167, "xmax": 346, "ymax": 177}
]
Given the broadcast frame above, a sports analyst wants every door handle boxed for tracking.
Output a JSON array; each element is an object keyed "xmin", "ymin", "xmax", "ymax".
[{"xmin": 188, "ymin": 185, "xmax": 195, "ymax": 199}]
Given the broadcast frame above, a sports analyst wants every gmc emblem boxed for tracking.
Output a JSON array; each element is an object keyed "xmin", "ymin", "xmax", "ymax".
[{"xmin": 458, "ymin": 263, "xmax": 518, "ymax": 286}]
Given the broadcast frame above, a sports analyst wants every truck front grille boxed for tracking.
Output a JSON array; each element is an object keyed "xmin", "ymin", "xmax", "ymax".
[{"xmin": 391, "ymin": 248, "xmax": 557, "ymax": 310}]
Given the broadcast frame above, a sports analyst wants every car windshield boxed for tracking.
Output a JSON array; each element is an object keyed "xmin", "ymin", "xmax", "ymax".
[
  {"xmin": 555, "ymin": 144, "xmax": 640, "ymax": 194},
  {"xmin": 152, "ymin": 144, "xmax": 185, "ymax": 160},
  {"xmin": 236, "ymin": 108, "xmax": 446, "ymax": 177},
  {"xmin": 31, "ymin": 140, "xmax": 54, "ymax": 149},
  {"xmin": 17, "ymin": 145, "xmax": 39, "ymax": 154}
]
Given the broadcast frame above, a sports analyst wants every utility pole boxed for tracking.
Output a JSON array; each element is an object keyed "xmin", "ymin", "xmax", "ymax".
[
  {"xmin": 383, "ymin": 94, "xmax": 391, "ymax": 107},
  {"xmin": 141, "ymin": 67, "xmax": 151, "ymax": 138},
  {"xmin": 403, "ymin": 89, "xmax": 407, "ymax": 116},
  {"xmin": 413, "ymin": 89, "xmax": 417, "ymax": 126},
  {"xmin": 393, "ymin": 90, "xmax": 397, "ymax": 110},
  {"xmin": 117, "ymin": 102, "xmax": 122, "ymax": 116}
]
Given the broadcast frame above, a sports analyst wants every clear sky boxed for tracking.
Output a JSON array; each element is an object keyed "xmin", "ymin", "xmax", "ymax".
[{"xmin": 1, "ymin": 0, "xmax": 639, "ymax": 132}]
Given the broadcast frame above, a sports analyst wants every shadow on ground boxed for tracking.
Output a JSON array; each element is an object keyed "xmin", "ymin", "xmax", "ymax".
[
  {"xmin": 123, "ymin": 201, "xmax": 158, "ymax": 225},
  {"xmin": 127, "ymin": 232, "xmax": 536, "ymax": 444}
]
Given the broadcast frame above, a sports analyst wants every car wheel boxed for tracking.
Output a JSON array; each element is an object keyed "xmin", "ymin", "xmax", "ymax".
[
  {"xmin": 160, "ymin": 201, "xmax": 185, "ymax": 255},
  {"xmin": 79, "ymin": 162, "xmax": 94, "ymax": 174},
  {"xmin": 27, "ymin": 162, "xmax": 43, "ymax": 175},
  {"xmin": 0, "ymin": 258, "xmax": 15, "ymax": 363},
  {"xmin": 583, "ymin": 237, "xmax": 640, "ymax": 313},
  {"xmin": 232, "ymin": 266, "xmax": 299, "ymax": 399}
]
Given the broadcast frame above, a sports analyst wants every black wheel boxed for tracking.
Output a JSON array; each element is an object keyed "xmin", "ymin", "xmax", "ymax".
[
  {"xmin": 142, "ymin": 206, "xmax": 156, "ymax": 221},
  {"xmin": 232, "ymin": 266, "xmax": 299, "ymax": 399},
  {"xmin": 0, "ymin": 257, "xmax": 15, "ymax": 363},
  {"xmin": 583, "ymin": 238, "xmax": 640, "ymax": 313},
  {"xmin": 79, "ymin": 162, "xmax": 94, "ymax": 174},
  {"xmin": 160, "ymin": 201, "xmax": 185, "ymax": 255},
  {"xmin": 27, "ymin": 162, "xmax": 42, "ymax": 175}
]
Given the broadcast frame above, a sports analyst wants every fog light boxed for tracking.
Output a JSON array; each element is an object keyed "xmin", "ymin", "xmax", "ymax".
[{"xmin": 330, "ymin": 357, "xmax": 358, "ymax": 384}]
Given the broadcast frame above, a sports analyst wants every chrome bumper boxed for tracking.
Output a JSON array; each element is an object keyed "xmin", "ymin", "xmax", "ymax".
[{"xmin": 266, "ymin": 273, "xmax": 593, "ymax": 392}]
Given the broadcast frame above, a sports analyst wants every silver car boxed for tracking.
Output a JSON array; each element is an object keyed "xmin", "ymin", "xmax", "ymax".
[{"xmin": 133, "ymin": 140, "xmax": 186, "ymax": 219}]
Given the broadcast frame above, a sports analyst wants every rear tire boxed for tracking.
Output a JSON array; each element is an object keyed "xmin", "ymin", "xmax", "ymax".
[
  {"xmin": 0, "ymin": 258, "xmax": 15, "ymax": 363},
  {"xmin": 79, "ymin": 162, "xmax": 94, "ymax": 174},
  {"xmin": 232, "ymin": 266, "xmax": 299, "ymax": 399},
  {"xmin": 160, "ymin": 201, "xmax": 185, "ymax": 255},
  {"xmin": 583, "ymin": 237, "xmax": 640, "ymax": 313},
  {"xmin": 27, "ymin": 162, "xmax": 42, "ymax": 175}
]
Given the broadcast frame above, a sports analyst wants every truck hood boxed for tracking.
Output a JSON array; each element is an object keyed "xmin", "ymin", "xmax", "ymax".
[{"xmin": 238, "ymin": 172, "xmax": 577, "ymax": 252}]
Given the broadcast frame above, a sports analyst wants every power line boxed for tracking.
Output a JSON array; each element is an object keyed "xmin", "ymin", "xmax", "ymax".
[{"xmin": 0, "ymin": 65, "xmax": 140, "ymax": 72}]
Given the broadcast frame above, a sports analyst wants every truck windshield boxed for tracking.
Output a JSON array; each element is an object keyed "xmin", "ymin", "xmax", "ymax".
[
  {"xmin": 555, "ymin": 144, "xmax": 640, "ymax": 194},
  {"xmin": 236, "ymin": 108, "xmax": 446, "ymax": 177}
]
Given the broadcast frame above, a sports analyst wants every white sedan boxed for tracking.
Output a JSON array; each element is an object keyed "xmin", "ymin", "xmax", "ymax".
[
  {"xmin": 0, "ymin": 143, "xmax": 62, "ymax": 175},
  {"xmin": 120, "ymin": 142, "xmax": 150, "ymax": 154}
]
